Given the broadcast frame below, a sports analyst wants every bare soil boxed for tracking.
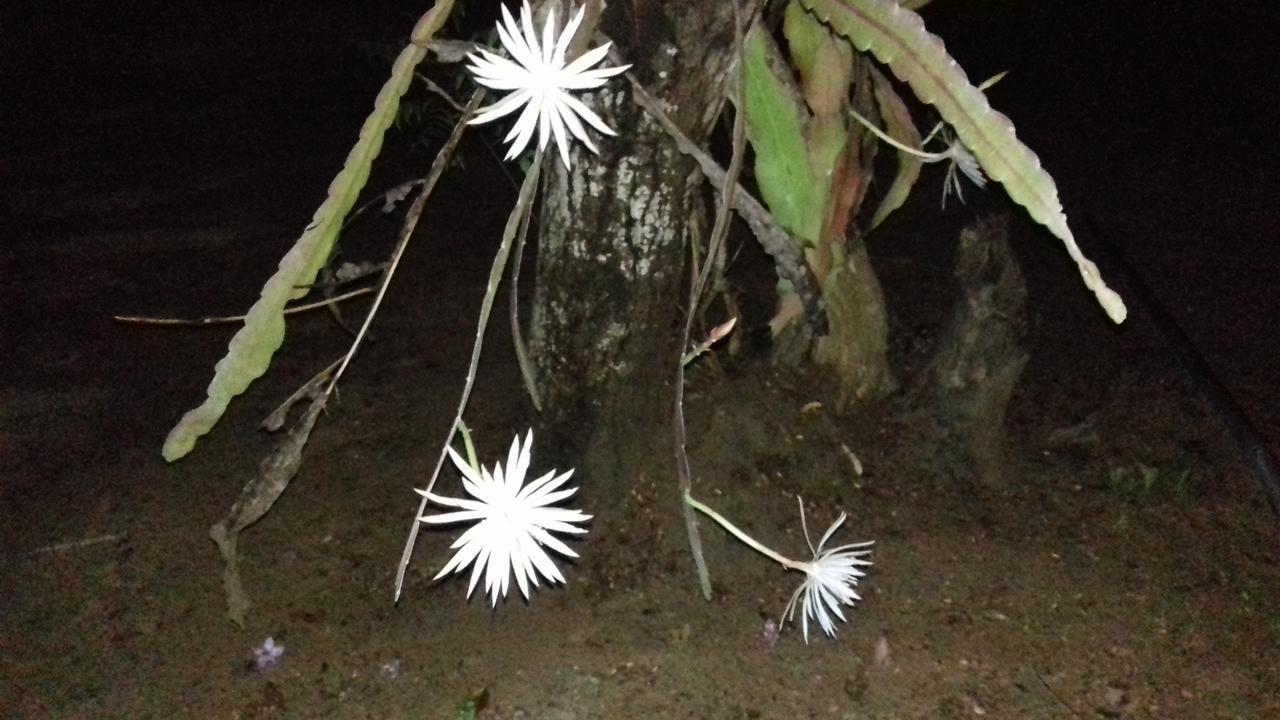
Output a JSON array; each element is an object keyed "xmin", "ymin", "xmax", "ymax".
[{"xmin": 3, "ymin": 4, "xmax": 1278, "ymax": 719}]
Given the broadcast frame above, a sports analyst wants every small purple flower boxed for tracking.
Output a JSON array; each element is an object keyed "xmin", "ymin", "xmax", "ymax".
[
  {"xmin": 762, "ymin": 618, "xmax": 781, "ymax": 649},
  {"xmin": 253, "ymin": 637, "xmax": 285, "ymax": 671}
]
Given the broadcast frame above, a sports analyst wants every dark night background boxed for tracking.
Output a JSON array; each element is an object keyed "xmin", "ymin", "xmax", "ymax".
[
  {"xmin": 3, "ymin": 1, "xmax": 1278, "ymax": 717},
  {"xmin": 5, "ymin": 1, "xmax": 1275, "ymax": 207}
]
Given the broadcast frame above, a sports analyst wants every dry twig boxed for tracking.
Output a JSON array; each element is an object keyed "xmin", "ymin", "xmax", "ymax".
[{"xmin": 113, "ymin": 288, "xmax": 374, "ymax": 326}]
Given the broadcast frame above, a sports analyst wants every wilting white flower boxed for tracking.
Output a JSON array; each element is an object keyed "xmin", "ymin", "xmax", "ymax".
[
  {"xmin": 846, "ymin": 106, "xmax": 987, "ymax": 209},
  {"xmin": 781, "ymin": 500, "xmax": 874, "ymax": 643},
  {"xmin": 939, "ymin": 132, "xmax": 986, "ymax": 210},
  {"xmin": 418, "ymin": 430, "xmax": 590, "ymax": 606},
  {"xmin": 683, "ymin": 492, "xmax": 874, "ymax": 645},
  {"xmin": 466, "ymin": 2, "xmax": 631, "ymax": 168}
]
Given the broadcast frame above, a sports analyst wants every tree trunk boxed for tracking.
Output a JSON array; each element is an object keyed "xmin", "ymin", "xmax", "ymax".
[
  {"xmin": 812, "ymin": 237, "xmax": 896, "ymax": 408},
  {"xmin": 910, "ymin": 215, "xmax": 1029, "ymax": 489},
  {"xmin": 529, "ymin": 1, "xmax": 750, "ymax": 503}
]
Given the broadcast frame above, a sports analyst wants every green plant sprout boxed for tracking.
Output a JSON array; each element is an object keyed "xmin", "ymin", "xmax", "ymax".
[
  {"xmin": 454, "ymin": 421, "xmax": 480, "ymax": 472},
  {"xmin": 454, "ymin": 687, "xmax": 489, "ymax": 719},
  {"xmin": 1106, "ymin": 460, "xmax": 1197, "ymax": 503}
]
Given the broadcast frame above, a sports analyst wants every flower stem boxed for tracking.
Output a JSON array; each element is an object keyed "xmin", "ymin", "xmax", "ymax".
[
  {"xmin": 394, "ymin": 144, "xmax": 544, "ymax": 602},
  {"xmin": 683, "ymin": 493, "xmax": 803, "ymax": 572},
  {"xmin": 847, "ymin": 106, "xmax": 948, "ymax": 162}
]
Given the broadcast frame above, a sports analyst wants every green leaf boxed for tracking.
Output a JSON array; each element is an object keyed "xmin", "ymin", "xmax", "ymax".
[
  {"xmin": 741, "ymin": 25, "xmax": 820, "ymax": 246},
  {"xmin": 162, "ymin": 1, "xmax": 459, "ymax": 461},
  {"xmin": 798, "ymin": 0, "xmax": 1126, "ymax": 322},
  {"xmin": 784, "ymin": 0, "xmax": 827, "ymax": 76},
  {"xmin": 784, "ymin": 1, "xmax": 853, "ymax": 200}
]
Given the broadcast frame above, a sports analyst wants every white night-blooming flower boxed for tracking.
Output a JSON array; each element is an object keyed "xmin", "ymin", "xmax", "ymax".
[
  {"xmin": 780, "ymin": 500, "xmax": 874, "ymax": 643},
  {"xmin": 418, "ymin": 430, "xmax": 590, "ymax": 606},
  {"xmin": 466, "ymin": 2, "xmax": 631, "ymax": 168}
]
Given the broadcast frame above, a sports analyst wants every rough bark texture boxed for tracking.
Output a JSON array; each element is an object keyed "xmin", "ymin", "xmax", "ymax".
[
  {"xmin": 911, "ymin": 215, "xmax": 1029, "ymax": 489},
  {"xmin": 811, "ymin": 61, "xmax": 896, "ymax": 407},
  {"xmin": 529, "ymin": 0, "xmax": 749, "ymax": 501},
  {"xmin": 813, "ymin": 238, "xmax": 896, "ymax": 408}
]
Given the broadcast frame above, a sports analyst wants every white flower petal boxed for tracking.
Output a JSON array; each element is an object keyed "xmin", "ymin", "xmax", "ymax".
[
  {"xmin": 518, "ymin": 468, "xmax": 573, "ymax": 501},
  {"xmin": 779, "ymin": 500, "xmax": 875, "ymax": 643},
  {"xmin": 553, "ymin": 6, "xmax": 586, "ymax": 68},
  {"xmin": 528, "ymin": 524, "xmax": 578, "ymax": 558},
  {"xmin": 422, "ymin": 429, "xmax": 589, "ymax": 605},
  {"xmin": 511, "ymin": 538, "xmax": 535, "ymax": 594},
  {"xmin": 445, "ymin": 446, "xmax": 481, "ymax": 484},
  {"xmin": 447, "ymin": 522, "xmax": 488, "ymax": 551},
  {"xmin": 505, "ymin": 99, "xmax": 542, "ymax": 160},
  {"xmin": 421, "ymin": 490, "xmax": 486, "ymax": 510},
  {"xmin": 418, "ymin": 509, "xmax": 485, "ymax": 525},
  {"xmin": 485, "ymin": 542, "xmax": 511, "ymax": 606},
  {"xmin": 816, "ymin": 582, "xmax": 848, "ymax": 622},
  {"xmin": 464, "ymin": 2, "xmax": 628, "ymax": 167},
  {"xmin": 952, "ymin": 142, "xmax": 986, "ymax": 187},
  {"xmin": 564, "ymin": 60, "xmax": 631, "ymax": 87},
  {"xmin": 500, "ymin": 5, "xmax": 537, "ymax": 68},
  {"xmin": 528, "ymin": 485, "xmax": 580, "ymax": 508},
  {"xmin": 525, "ymin": 541, "xmax": 568, "ymax": 584},
  {"xmin": 561, "ymin": 43, "xmax": 616, "ymax": 82},
  {"xmin": 548, "ymin": 102, "xmax": 572, "ymax": 168},
  {"xmin": 518, "ymin": 2, "xmax": 540, "ymax": 60},
  {"xmin": 467, "ymin": 543, "xmax": 491, "ymax": 598},
  {"xmin": 536, "ymin": 96, "xmax": 556, "ymax": 155},
  {"xmin": 540, "ymin": 7, "xmax": 557, "ymax": 66},
  {"xmin": 433, "ymin": 539, "xmax": 475, "ymax": 580},
  {"xmin": 512, "ymin": 431, "xmax": 533, "ymax": 494},
  {"xmin": 816, "ymin": 512, "xmax": 847, "ymax": 550},
  {"xmin": 558, "ymin": 92, "xmax": 616, "ymax": 137},
  {"xmin": 465, "ymin": 50, "xmax": 526, "ymax": 85},
  {"xmin": 469, "ymin": 89, "xmax": 534, "ymax": 128},
  {"xmin": 555, "ymin": 101, "xmax": 601, "ymax": 157},
  {"xmin": 530, "ymin": 515, "xmax": 591, "ymax": 537}
]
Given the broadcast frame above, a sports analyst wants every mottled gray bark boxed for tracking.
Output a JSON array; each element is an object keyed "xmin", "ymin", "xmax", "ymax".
[
  {"xmin": 529, "ymin": 0, "xmax": 750, "ymax": 495},
  {"xmin": 910, "ymin": 215, "xmax": 1029, "ymax": 488}
]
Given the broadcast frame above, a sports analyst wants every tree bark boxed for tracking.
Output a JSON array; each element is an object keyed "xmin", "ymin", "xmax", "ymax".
[
  {"xmin": 529, "ymin": 0, "xmax": 751, "ymax": 502},
  {"xmin": 812, "ymin": 237, "xmax": 896, "ymax": 408},
  {"xmin": 910, "ymin": 215, "xmax": 1029, "ymax": 489}
]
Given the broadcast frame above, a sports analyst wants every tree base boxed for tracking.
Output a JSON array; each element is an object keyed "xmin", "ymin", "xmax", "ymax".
[{"xmin": 908, "ymin": 215, "xmax": 1029, "ymax": 489}]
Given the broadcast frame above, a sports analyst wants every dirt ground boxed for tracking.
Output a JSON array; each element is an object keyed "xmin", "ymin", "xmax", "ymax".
[{"xmin": 3, "ymin": 3, "xmax": 1278, "ymax": 719}]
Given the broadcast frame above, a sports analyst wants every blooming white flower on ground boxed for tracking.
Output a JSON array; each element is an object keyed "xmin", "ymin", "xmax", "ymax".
[
  {"xmin": 418, "ymin": 430, "xmax": 590, "ymax": 606},
  {"xmin": 466, "ymin": 2, "xmax": 631, "ymax": 168},
  {"xmin": 780, "ymin": 500, "xmax": 874, "ymax": 643}
]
